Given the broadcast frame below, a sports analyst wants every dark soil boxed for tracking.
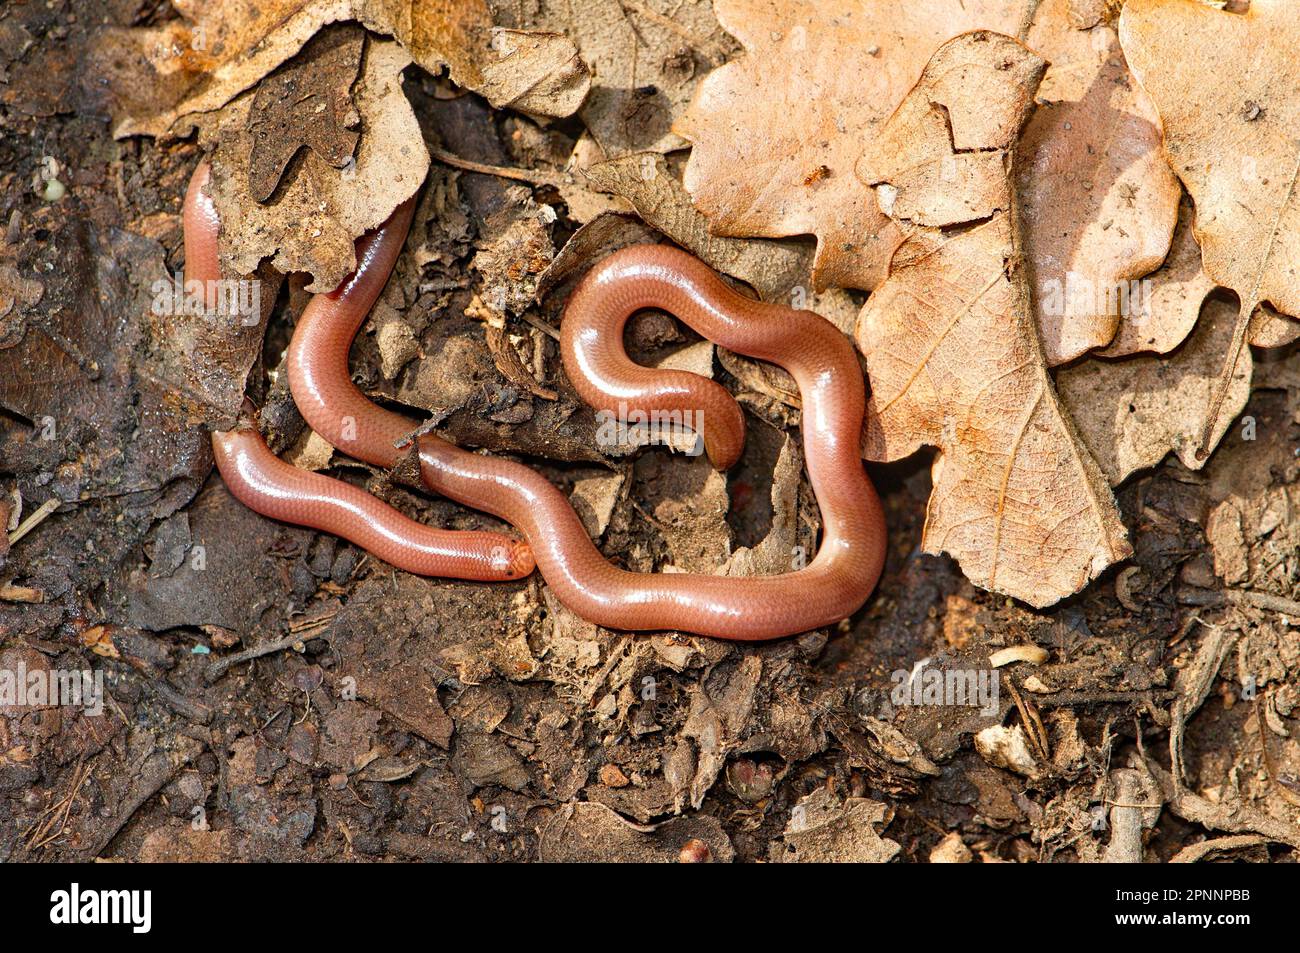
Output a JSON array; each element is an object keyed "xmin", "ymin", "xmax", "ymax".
[{"xmin": 1, "ymin": 0, "xmax": 1297, "ymax": 863}]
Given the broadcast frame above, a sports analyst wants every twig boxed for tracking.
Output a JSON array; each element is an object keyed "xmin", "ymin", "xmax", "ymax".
[
  {"xmin": 144, "ymin": 678, "xmax": 212, "ymax": 725},
  {"xmin": 1255, "ymin": 692, "xmax": 1300, "ymax": 808},
  {"xmin": 1226, "ymin": 587, "xmax": 1300, "ymax": 617},
  {"xmin": 1034, "ymin": 689, "xmax": 1177, "ymax": 708},
  {"xmin": 1101, "ymin": 769, "xmax": 1159, "ymax": 863},
  {"xmin": 6, "ymin": 497, "xmax": 60, "ymax": 546},
  {"xmin": 521, "ymin": 311, "xmax": 561, "ymax": 341},
  {"xmin": 289, "ymin": 612, "xmax": 336, "ymax": 635},
  {"xmin": 1179, "ymin": 585, "xmax": 1300, "ymax": 617},
  {"xmin": 205, "ymin": 631, "xmax": 312, "ymax": 684},
  {"xmin": 429, "ymin": 146, "xmax": 565, "ymax": 187},
  {"xmin": 1170, "ymin": 620, "xmax": 1239, "ymax": 786},
  {"xmin": 1005, "ymin": 676, "xmax": 1050, "ymax": 763},
  {"xmin": 1170, "ymin": 835, "xmax": 1267, "ymax": 863},
  {"xmin": 0, "ymin": 583, "xmax": 43, "ymax": 603},
  {"xmin": 25, "ymin": 758, "xmax": 90, "ymax": 851}
]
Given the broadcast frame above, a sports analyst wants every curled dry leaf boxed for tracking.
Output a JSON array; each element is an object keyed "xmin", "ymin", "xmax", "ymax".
[
  {"xmin": 676, "ymin": 0, "xmax": 1035, "ymax": 292},
  {"xmin": 778, "ymin": 788, "xmax": 900, "ymax": 863},
  {"xmin": 202, "ymin": 38, "xmax": 429, "ymax": 292},
  {"xmin": 583, "ymin": 153, "xmax": 811, "ymax": 301},
  {"xmin": 483, "ymin": 322, "xmax": 558, "ymax": 402},
  {"xmin": 1016, "ymin": 0, "xmax": 1180, "ymax": 365},
  {"xmin": 855, "ymin": 32, "xmax": 1130, "ymax": 609},
  {"xmin": 1059, "ymin": 298, "xmax": 1251, "ymax": 485},
  {"xmin": 147, "ymin": 258, "xmax": 282, "ymax": 428},
  {"xmin": 437, "ymin": 15, "xmax": 589, "ymax": 118},
  {"xmin": 1120, "ymin": 0, "xmax": 1300, "ymax": 455},
  {"xmin": 102, "ymin": 0, "xmax": 588, "ymax": 140},
  {"xmin": 537, "ymin": 212, "xmax": 658, "ymax": 302},
  {"xmin": 489, "ymin": 0, "xmax": 734, "ymax": 156}
]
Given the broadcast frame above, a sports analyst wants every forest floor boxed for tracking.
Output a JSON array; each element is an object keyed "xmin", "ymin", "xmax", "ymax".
[{"xmin": 1, "ymin": 0, "xmax": 1298, "ymax": 863}]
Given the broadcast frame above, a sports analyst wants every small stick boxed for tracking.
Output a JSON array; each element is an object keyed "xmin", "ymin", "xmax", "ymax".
[
  {"xmin": 205, "ymin": 631, "xmax": 313, "ymax": 684},
  {"xmin": 6, "ymin": 498, "xmax": 60, "ymax": 546},
  {"xmin": 145, "ymin": 678, "xmax": 213, "ymax": 725},
  {"xmin": 1005, "ymin": 677, "xmax": 1050, "ymax": 763},
  {"xmin": 1180, "ymin": 585, "xmax": 1300, "ymax": 617},
  {"xmin": 1226, "ymin": 588, "xmax": 1300, "ymax": 617},
  {"xmin": 0, "ymin": 583, "xmax": 43, "ymax": 603},
  {"xmin": 25, "ymin": 758, "xmax": 90, "ymax": 851},
  {"xmin": 429, "ymin": 146, "xmax": 565, "ymax": 187}
]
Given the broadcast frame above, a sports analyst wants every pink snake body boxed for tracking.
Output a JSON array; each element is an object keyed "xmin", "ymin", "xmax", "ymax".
[{"xmin": 189, "ymin": 164, "xmax": 886, "ymax": 640}]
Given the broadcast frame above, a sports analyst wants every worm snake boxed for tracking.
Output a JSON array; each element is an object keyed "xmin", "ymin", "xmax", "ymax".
[
  {"xmin": 190, "ymin": 165, "xmax": 534, "ymax": 581},
  {"xmin": 189, "ymin": 163, "xmax": 887, "ymax": 639}
]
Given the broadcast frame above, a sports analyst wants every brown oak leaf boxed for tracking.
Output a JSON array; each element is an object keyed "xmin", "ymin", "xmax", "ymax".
[
  {"xmin": 202, "ymin": 37, "xmax": 428, "ymax": 291},
  {"xmin": 1097, "ymin": 196, "xmax": 1215, "ymax": 358},
  {"xmin": 94, "ymin": 1, "xmax": 589, "ymax": 290},
  {"xmin": 856, "ymin": 31, "xmax": 1130, "ymax": 608},
  {"xmin": 1016, "ymin": 0, "xmax": 1181, "ymax": 365},
  {"xmin": 675, "ymin": 0, "xmax": 1036, "ymax": 292},
  {"xmin": 100, "ymin": 0, "xmax": 589, "ymax": 140},
  {"xmin": 582, "ymin": 153, "xmax": 812, "ymax": 301},
  {"xmin": 1058, "ymin": 296, "xmax": 1251, "ymax": 485},
  {"xmin": 1251, "ymin": 306, "xmax": 1300, "ymax": 349},
  {"xmin": 1120, "ymin": 0, "xmax": 1300, "ymax": 454},
  {"xmin": 489, "ymin": 0, "xmax": 735, "ymax": 156},
  {"xmin": 245, "ymin": 24, "xmax": 365, "ymax": 203}
]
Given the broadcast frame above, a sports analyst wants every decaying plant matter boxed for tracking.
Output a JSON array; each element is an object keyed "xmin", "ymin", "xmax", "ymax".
[{"xmin": 0, "ymin": 0, "xmax": 1296, "ymax": 864}]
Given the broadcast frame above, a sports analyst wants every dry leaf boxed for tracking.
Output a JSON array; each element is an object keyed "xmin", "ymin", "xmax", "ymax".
[
  {"xmin": 570, "ymin": 472, "xmax": 624, "ymax": 538},
  {"xmin": 777, "ymin": 788, "xmax": 900, "ymax": 863},
  {"xmin": 245, "ymin": 24, "xmax": 365, "ymax": 203},
  {"xmin": 1204, "ymin": 499, "xmax": 1249, "ymax": 585},
  {"xmin": 1254, "ymin": 337, "xmax": 1300, "ymax": 393},
  {"xmin": 1120, "ymin": 0, "xmax": 1300, "ymax": 454},
  {"xmin": 471, "ymin": 205, "xmax": 556, "ymax": 316},
  {"xmin": 722, "ymin": 435, "xmax": 810, "ymax": 577},
  {"xmin": 1251, "ymin": 305, "xmax": 1300, "ymax": 350},
  {"xmin": 583, "ymin": 153, "xmax": 811, "ymax": 301},
  {"xmin": 1016, "ymin": 0, "xmax": 1181, "ymax": 365},
  {"xmin": 484, "ymin": 322, "xmax": 557, "ymax": 402},
  {"xmin": 1099, "ymin": 196, "xmax": 1215, "ymax": 357},
  {"xmin": 429, "ymin": 5, "xmax": 589, "ymax": 118},
  {"xmin": 489, "ymin": 0, "xmax": 733, "ymax": 155},
  {"xmin": 0, "ymin": 262, "xmax": 44, "ymax": 336},
  {"xmin": 676, "ymin": 0, "xmax": 1035, "ymax": 291},
  {"xmin": 202, "ymin": 37, "xmax": 429, "ymax": 291},
  {"xmin": 101, "ymin": 0, "xmax": 588, "ymax": 140},
  {"xmin": 79, "ymin": 624, "xmax": 121, "ymax": 660},
  {"xmin": 1058, "ymin": 297, "xmax": 1251, "ymax": 484},
  {"xmin": 537, "ymin": 212, "xmax": 659, "ymax": 302},
  {"xmin": 855, "ymin": 32, "xmax": 1130, "ymax": 608}
]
